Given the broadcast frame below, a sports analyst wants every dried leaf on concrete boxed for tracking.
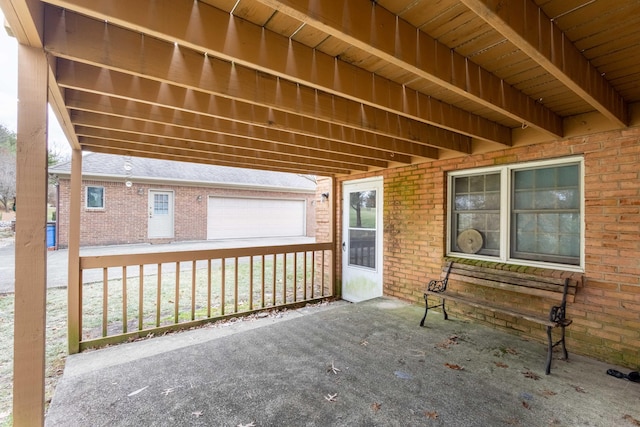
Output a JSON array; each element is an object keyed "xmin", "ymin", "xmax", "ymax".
[
  {"xmin": 436, "ymin": 335, "xmax": 459, "ymax": 349},
  {"xmin": 572, "ymin": 385, "xmax": 586, "ymax": 393},
  {"xmin": 327, "ymin": 361, "xmax": 341, "ymax": 374},
  {"xmin": 522, "ymin": 370, "xmax": 540, "ymax": 380},
  {"xmin": 444, "ymin": 363, "xmax": 464, "ymax": 370},
  {"xmin": 494, "ymin": 362, "xmax": 509, "ymax": 368},
  {"xmin": 371, "ymin": 402, "xmax": 381, "ymax": 412},
  {"xmin": 324, "ymin": 393, "xmax": 337, "ymax": 402},
  {"xmin": 424, "ymin": 410, "xmax": 439, "ymax": 419},
  {"xmin": 127, "ymin": 385, "xmax": 149, "ymax": 397},
  {"xmin": 623, "ymin": 415, "xmax": 640, "ymax": 426}
]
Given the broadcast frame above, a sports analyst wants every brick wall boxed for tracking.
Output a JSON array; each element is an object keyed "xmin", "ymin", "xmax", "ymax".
[
  {"xmin": 57, "ymin": 179, "xmax": 316, "ymax": 248},
  {"xmin": 336, "ymin": 126, "xmax": 640, "ymax": 368}
]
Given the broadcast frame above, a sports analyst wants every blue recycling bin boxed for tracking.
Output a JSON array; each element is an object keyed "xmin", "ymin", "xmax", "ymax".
[{"xmin": 47, "ymin": 222, "xmax": 56, "ymax": 248}]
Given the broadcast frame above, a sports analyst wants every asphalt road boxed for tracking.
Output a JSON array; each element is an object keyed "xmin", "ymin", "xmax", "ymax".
[{"xmin": 0, "ymin": 236, "xmax": 316, "ymax": 294}]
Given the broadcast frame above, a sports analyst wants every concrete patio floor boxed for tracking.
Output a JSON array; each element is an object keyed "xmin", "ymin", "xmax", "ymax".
[{"xmin": 46, "ymin": 298, "xmax": 640, "ymax": 427}]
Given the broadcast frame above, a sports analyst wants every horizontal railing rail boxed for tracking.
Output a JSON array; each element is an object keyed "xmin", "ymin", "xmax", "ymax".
[{"xmin": 72, "ymin": 242, "xmax": 334, "ymax": 351}]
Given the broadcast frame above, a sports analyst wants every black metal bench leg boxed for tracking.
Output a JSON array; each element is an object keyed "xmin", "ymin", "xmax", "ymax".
[
  {"xmin": 442, "ymin": 298, "xmax": 448, "ymax": 320},
  {"xmin": 545, "ymin": 326, "xmax": 553, "ymax": 375},
  {"xmin": 560, "ymin": 325, "xmax": 568, "ymax": 360},
  {"xmin": 420, "ymin": 296, "xmax": 429, "ymax": 327}
]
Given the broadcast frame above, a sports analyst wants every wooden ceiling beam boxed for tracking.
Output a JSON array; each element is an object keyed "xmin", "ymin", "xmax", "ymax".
[
  {"xmin": 42, "ymin": 2, "xmax": 507, "ymax": 145},
  {"xmin": 81, "ymin": 143, "xmax": 347, "ymax": 176},
  {"xmin": 65, "ymin": 91, "xmax": 415, "ymax": 164},
  {"xmin": 461, "ymin": 0, "xmax": 628, "ymax": 128},
  {"xmin": 56, "ymin": 60, "xmax": 448, "ymax": 157},
  {"xmin": 71, "ymin": 111, "xmax": 390, "ymax": 169},
  {"xmin": 74, "ymin": 125, "xmax": 376, "ymax": 172},
  {"xmin": 255, "ymin": 0, "xmax": 563, "ymax": 137}
]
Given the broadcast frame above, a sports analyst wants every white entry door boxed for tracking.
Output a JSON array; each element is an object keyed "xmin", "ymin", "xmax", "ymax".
[
  {"xmin": 148, "ymin": 190, "xmax": 174, "ymax": 239},
  {"xmin": 342, "ymin": 177, "xmax": 383, "ymax": 302}
]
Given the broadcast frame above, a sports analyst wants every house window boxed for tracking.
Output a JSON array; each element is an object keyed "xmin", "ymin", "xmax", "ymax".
[
  {"xmin": 86, "ymin": 186, "xmax": 105, "ymax": 209},
  {"xmin": 448, "ymin": 158, "xmax": 583, "ymax": 268}
]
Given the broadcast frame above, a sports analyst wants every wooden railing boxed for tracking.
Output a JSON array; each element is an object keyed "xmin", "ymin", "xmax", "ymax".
[{"xmin": 71, "ymin": 242, "xmax": 334, "ymax": 351}]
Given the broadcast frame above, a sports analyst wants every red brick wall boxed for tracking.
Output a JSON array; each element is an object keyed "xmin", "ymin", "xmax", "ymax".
[
  {"xmin": 57, "ymin": 179, "xmax": 316, "ymax": 248},
  {"xmin": 336, "ymin": 127, "xmax": 640, "ymax": 368}
]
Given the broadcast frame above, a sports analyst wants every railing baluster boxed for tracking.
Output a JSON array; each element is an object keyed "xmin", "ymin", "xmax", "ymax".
[
  {"xmin": 191, "ymin": 260, "xmax": 196, "ymax": 321},
  {"xmin": 207, "ymin": 259, "xmax": 212, "ymax": 318},
  {"xmin": 261, "ymin": 255, "xmax": 265, "ymax": 308},
  {"xmin": 293, "ymin": 252, "xmax": 298, "ymax": 302},
  {"xmin": 138, "ymin": 265, "xmax": 144, "ymax": 331},
  {"xmin": 283, "ymin": 253, "xmax": 287, "ymax": 304},
  {"xmin": 249, "ymin": 256, "xmax": 254, "ymax": 310},
  {"xmin": 303, "ymin": 251, "xmax": 308, "ymax": 301},
  {"xmin": 156, "ymin": 263, "xmax": 162, "ymax": 327},
  {"xmin": 272, "ymin": 254, "xmax": 277, "ymax": 306},
  {"xmin": 122, "ymin": 266, "xmax": 128, "ymax": 334},
  {"xmin": 221, "ymin": 258, "xmax": 226, "ymax": 316},
  {"xmin": 311, "ymin": 252, "xmax": 315, "ymax": 299},
  {"xmin": 321, "ymin": 251, "xmax": 325, "ymax": 297},
  {"xmin": 175, "ymin": 262, "xmax": 180, "ymax": 324},
  {"xmin": 234, "ymin": 257, "xmax": 239, "ymax": 313},
  {"xmin": 102, "ymin": 268, "xmax": 108, "ymax": 337}
]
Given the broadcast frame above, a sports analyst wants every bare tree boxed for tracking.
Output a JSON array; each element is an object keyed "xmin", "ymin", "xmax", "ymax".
[
  {"xmin": 0, "ymin": 125, "xmax": 17, "ymax": 212},
  {"xmin": 0, "ymin": 147, "xmax": 16, "ymax": 212}
]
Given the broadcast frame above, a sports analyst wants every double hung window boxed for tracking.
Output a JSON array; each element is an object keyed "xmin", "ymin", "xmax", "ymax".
[{"xmin": 448, "ymin": 158, "xmax": 583, "ymax": 268}]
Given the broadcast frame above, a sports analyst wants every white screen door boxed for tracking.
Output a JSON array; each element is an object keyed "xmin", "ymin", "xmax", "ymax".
[
  {"xmin": 342, "ymin": 177, "xmax": 383, "ymax": 302},
  {"xmin": 148, "ymin": 190, "xmax": 174, "ymax": 239}
]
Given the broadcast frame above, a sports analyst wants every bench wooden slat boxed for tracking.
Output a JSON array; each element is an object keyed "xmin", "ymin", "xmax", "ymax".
[
  {"xmin": 446, "ymin": 263, "xmax": 578, "ymax": 286},
  {"xmin": 448, "ymin": 272, "xmax": 575, "ymax": 303},
  {"xmin": 424, "ymin": 290, "xmax": 557, "ymax": 327}
]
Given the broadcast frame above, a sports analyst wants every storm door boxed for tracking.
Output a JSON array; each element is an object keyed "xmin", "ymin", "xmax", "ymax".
[{"xmin": 341, "ymin": 177, "xmax": 383, "ymax": 302}]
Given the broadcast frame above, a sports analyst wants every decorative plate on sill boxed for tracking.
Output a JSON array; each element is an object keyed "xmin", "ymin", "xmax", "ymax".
[{"xmin": 457, "ymin": 229, "xmax": 483, "ymax": 254}]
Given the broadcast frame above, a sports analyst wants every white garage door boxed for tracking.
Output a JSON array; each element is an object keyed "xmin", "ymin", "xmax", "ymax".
[{"xmin": 207, "ymin": 197, "xmax": 306, "ymax": 239}]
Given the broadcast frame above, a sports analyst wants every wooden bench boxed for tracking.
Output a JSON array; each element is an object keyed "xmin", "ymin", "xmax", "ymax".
[{"xmin": 419, "ymin": 260, "xmax": 579, "ymax": 374}]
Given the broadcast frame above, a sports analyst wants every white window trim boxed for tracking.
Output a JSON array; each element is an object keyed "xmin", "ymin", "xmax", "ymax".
[
  {"xmin": 447, "ymin": 156, "xmax": 585, "ymax": 272},
  {"xmin": 85, "ymin": 185, "xmax": 105, "ymax": 210}
]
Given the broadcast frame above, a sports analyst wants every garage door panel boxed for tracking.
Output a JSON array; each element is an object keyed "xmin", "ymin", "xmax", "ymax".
[{"xmin": 207, "ymin": 197, "xmax": 305, "ymax": 239}]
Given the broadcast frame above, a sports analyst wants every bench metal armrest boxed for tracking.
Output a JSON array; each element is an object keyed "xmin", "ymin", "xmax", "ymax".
[
  {"xmin": 427, "ymin": 278, "xmax": 448, "ymax": 293},
  {"xmin": 549, "ymin": 304, "xmax": 566, "ymax": 323}
]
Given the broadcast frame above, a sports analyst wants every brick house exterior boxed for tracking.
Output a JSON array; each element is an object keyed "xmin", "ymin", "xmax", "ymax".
[
  {"xmin": 334, "ymin": 126, "xmax": 640, "ymax": 369},
  {"xmin": 52, "ymin": 153, "xmax": 317, "ymax": 248}
]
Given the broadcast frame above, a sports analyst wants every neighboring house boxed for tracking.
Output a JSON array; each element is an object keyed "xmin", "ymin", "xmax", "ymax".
[{"xmin": 50, "ymin": 153, "xmax": 317, "ymax": 248}]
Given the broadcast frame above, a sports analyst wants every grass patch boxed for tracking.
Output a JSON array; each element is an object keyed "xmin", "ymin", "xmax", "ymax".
[{"xmin": 0, "ymin": 288, "xmax": 67, "ymax": 426}]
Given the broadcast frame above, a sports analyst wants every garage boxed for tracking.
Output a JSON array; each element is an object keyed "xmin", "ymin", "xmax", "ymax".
[{"xmin": 207, "ymin": 197, "xmax": 306, "ymax": 239}]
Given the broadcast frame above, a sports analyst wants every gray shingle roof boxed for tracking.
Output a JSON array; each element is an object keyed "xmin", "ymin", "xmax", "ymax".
[{"xmin": 50, "ymin": 153, "xmax": 316, "ymax": 191}]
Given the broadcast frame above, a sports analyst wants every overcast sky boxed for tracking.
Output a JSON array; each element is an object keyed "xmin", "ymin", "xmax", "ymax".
[{"xmin": 0, "ymin": 9, "xmax": 70, "ymax": 155}]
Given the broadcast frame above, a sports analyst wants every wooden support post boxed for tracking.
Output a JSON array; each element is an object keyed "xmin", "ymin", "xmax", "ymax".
[
  {"xmin": 67, "ymin": 148, "xmax": 82, "ymax": 354},
  {"xmin": 330, "ymin": 177, "xmax": 337, "ymax": 298},
  {"xmin": 13, "ymin": 45, "xmax": 48, "ymax": 427}
]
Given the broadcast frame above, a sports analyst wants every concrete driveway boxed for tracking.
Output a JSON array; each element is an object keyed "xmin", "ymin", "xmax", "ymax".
[{"xmin": 0, "ymin": 237, "xmax": 316, "ymax": 294}]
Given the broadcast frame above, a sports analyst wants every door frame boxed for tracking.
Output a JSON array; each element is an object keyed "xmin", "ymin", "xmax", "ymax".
[
  {"xmin": 341, "ymin": 176, "xmax": 384, "ymax": 302},
  {"xmin": 147, "ymin": 189, "xmax": 175, "ymax": 239}
]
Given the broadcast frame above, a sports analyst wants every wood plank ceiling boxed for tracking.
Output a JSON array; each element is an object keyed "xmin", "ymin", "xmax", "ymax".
[{"xmin": 2, "ymin": 0, "xmax": 639, "ymax": 176}]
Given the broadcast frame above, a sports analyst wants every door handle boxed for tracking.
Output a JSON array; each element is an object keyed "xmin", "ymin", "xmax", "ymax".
[{"xmin": 342, "ymin": 242, "xmax": 346, "ymax": 252}]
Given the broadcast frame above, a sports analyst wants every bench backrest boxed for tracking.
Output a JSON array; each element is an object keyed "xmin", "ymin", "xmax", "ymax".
[{"xmin": 442, "ymin": 260, "xmax": 580, "ymax": 303}]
